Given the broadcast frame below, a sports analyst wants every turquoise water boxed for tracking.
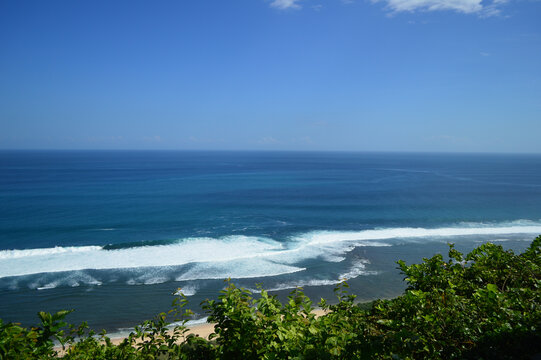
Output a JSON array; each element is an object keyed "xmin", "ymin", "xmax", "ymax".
[{"xmin": 1, "ymin": 151, "xmax": 540, "ymax": 331}]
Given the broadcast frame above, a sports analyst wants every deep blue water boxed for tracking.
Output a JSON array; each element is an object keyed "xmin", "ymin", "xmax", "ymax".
[{"xmin": 1, "ymin": 151, "xmax": 540, "ymax": 332}]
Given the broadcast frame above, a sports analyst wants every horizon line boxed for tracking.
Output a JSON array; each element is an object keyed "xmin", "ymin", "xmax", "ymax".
[{"xmin": 0, "ymin": 149, "xmax": 540, "ymax": 156}]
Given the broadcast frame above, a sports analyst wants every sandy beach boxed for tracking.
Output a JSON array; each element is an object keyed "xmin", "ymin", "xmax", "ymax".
[
  {"xmin": 56, "ymin": 309, "xmax": 328, "ymax": 353},
  {"xmin": 111, "ymin": 309, "xmax": 328, "ymax": 343}
]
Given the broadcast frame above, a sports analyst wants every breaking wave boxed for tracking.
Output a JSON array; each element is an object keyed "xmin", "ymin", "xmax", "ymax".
[{"xmin": 1, "ymin": 220, "xmax": 539, "ymax": 288}]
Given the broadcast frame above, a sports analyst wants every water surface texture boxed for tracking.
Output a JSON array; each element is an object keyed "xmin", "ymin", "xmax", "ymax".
[{"xmin": 1, "ymin": 151, "xmax": 540, "ymax": 331}]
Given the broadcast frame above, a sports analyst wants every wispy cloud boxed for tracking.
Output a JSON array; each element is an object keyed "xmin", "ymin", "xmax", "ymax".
[
  {"xmin": 270, "ymin": 0, "xmax": 302, "ymax": 10},
  {"xmin": 257, "ymin": 136, "xmax": 280, "ymax": 145},
  {"xmin": 379, "ymin": 0, "xmax": 482, "ymax": 14},
  {"xmin": 373, "ymin": 0, "xmax": 509, "ymax": 16},
  {"xmin": 267, "ymin": 0, "xmax": 508, "ymax": 15}
]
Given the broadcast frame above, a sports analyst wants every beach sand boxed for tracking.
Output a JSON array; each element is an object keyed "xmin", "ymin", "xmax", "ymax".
[
  {"xmin": 57, "ymin": 309, "xmax": 328, "ymax": 353},
  {"xmin": 110, "ymin": 308, "xmax": 327, "ymax": 343}
]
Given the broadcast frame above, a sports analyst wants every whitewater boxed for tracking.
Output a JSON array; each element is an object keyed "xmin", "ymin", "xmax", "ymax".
[{"xmin": 1, "ymin": 223, "xmax": 541, "ymax": 279}]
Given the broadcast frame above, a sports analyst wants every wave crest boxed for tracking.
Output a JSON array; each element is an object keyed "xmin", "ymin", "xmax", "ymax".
[{"xmin": 1, "ymin": 220, "xmax": 540, "ymax": 283}]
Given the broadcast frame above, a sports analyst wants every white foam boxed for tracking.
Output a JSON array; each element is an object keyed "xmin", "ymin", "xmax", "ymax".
[
  {"xmin": 125, "ymin": 269, "xmax": 173, "ymax": 286},
  {"xmin": 293, "ymin": 224, "xmax": 541, "ymax": 245},
  {"xmin": 263, "ymin": 279, "xmax": 341, "ymax": 292},
  {"xmin": 0, "ymin": 236, "xmax": 285, "ymax": 278},
  {"xmin": 107, "ymin": 316, "xmax": 211, "ymax": 340},
  {"xmin": 174, "ymin": 284, "xmax": 198, "ymax": 297},
  {"xmin": 184, "ymin": 317, "xmax": 209, "ymax": 327},
  {"xmin": 175, "ymin": 260, "xmax": 305, "ymax": 281},
  {"xmin": 29, "ymin": 272, "xmax": 102, "ymax": 290},
  {"xmin": 457, "ymin": 219, "xmax": 541, "ymax": 228},
  {"xmin": 144, "ymin": 277, "xmax": 168, "ymax": 285},
  {"xmin": 37, "ymin": 283, "xmax": 57, "ymax": 291},
  {"xmin": 0, "ymin": 246, "xmax": 102, "ymax": 260},
  {"xmin": 250, "ymin": 259, "xmax": 379, "ymax": 293},
  {"xmin": 339, "ymin": 260, "xmax": 379, "ymax": 280},
  {"xmin": 1, "ymin": 221, "xmax": 540, "ymax": 281},
  {"xmin": 125, "ymin": 275, "xmax": 169, "ymax": 285}
]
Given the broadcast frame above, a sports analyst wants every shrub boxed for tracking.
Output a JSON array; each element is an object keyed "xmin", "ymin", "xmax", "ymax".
[{"xmin": 1, "ymin": 236, "xmax": 539, "ymax": 359}]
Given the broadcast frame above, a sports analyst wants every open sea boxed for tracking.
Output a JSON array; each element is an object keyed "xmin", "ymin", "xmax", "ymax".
[{"xmin": 1, "ymin": 150, "xmax": 540, "ymax": 334}]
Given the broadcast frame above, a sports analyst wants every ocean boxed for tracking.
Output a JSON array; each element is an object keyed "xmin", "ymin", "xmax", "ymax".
[{"xmin": 1, "ymin": 150, "xmax": 540, "ymax": 333}]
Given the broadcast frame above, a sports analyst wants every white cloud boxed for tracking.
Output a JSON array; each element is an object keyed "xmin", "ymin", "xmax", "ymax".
[
  {"xmin": 478, "ymin": 0, "xmax": 507, "ymax": 17},
  {"xmin": 372, "ymin": 0, "xmax": 508, "ymax": 16},
  {"xmin": 267, "ymin": 0, "xmax": 507, "ymax": 15},
  {"xmin": 380, "ymin": 0, "xmax": 482, "ymax": 14},
  {"xmin": 257, "ymin": 136, "xmax": 279, "ymax": 144},
  {"xmin": 270, "ymin": 0, "xmax": 302, "ymax": 10}
]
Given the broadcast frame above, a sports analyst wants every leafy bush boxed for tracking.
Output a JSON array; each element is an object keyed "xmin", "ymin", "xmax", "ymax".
[
  {"xmin": 1, "ymin": 236, "xmax": 539, "ymax": 359},
  {"xmin": 370, "ymin": 237, "xmax": 541, "ymax": 359}
]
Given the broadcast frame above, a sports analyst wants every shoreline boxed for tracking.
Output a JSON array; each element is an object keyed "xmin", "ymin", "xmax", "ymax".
[
  {"xmin": 56, "ymin": 309, "xmax": 328, "ymax": 353},
  {"xmin": 109, "ymin": 309, "xmax": 328, "ymax": 344}
]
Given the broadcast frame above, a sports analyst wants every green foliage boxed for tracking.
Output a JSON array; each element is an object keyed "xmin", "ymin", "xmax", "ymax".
[
  {"xmin": 1, "ymin": 237, "xmax": 539, "ymax": 359},
  {"xmin": 0, "ymin": 292, "xmax": 212, "ymax": 360},
  {"xmin": 0, "ymin": 309, "xmax": 74, "ymax": 359},
  {"xmin": 202, "ymin": 280, "xmax": 319, "ymax": 359},
  {"xmin": 372, "ymin": 237, "xmax": 541, "ymax": 359}
]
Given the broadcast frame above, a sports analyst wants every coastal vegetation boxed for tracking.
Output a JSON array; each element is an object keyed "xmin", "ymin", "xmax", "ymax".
[{"xmin": 1, "ymin": 236, "xmax": 539, "ymax": 359}]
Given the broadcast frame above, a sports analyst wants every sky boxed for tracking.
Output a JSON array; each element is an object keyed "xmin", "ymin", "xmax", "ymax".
[{"xmin": 0, "ymin": 0, "xmax": 540, "ymax": 153}]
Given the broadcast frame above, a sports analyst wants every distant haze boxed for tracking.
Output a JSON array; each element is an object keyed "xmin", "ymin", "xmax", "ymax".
[{"xmin": 0, "ymin": 0, "xmax": 540, "ymax": 153}]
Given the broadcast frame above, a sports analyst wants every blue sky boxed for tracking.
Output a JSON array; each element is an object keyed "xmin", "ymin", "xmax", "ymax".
[{"xmin": 0, "ymin": 0, "xmax": 540, "ymax": 152}]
